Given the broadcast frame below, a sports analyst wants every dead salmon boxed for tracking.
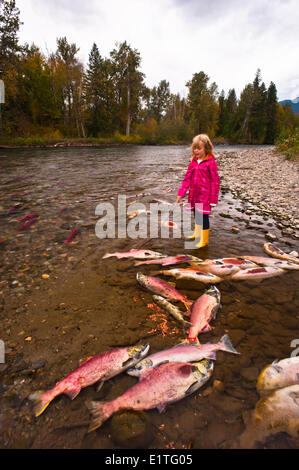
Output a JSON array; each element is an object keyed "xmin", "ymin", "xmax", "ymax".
[
  {"xmin": 136, "ymin": 272, "xmax": 193, "ymax": 308},
  {"xmin": 127, "ymin": 334, "xmax": 239, "ymax": 377},
  {"xmin": 186, "ymin": 286, "xmax": 221, "ymax": 342},
  {"xmin": 134, "ymin": 254, "xmax": 202, "ymax": 267},
  {"xmin": 152, "ymin": 295, "xmax": 192, "ymax": 327},
  {"xmin": 191, "ymin": 263, "xmax": 240, "ymax": 277},
  {"xmin": 196, "ymin": 258, "xmax": 257, "ymax": 269},
  {"xmin": 230, "ymin": 266, "xmax": 284, "ymax": 280},
  {"xmin": 157, "ymin": 267, "xmax": 223, "ymax": 284},
  {"xmin": 239, "ymin": 255, "xmax": 299, "ymax": 271},
  {"xmin": 263, "ymin": 243, "xmax": 299, "ymax": 264},
  {"xmin": 28, "ymin": 343, "xmax": 150, "ymax": 417},
  {"xmin": 86, "ymin": 359, "xmax": 214, "ymax": 432},
  {"xmin": 239, "ymin": 384, "xmax": 299, "ymax": 448},
  {"xmin": 103, "ymin": 249, "xmax": 166, "ymax": 260},
  {"xmin": 252, "ymin": 384, "xmax": 299, "ymax": 438},
  {"xmin": 257, "ymin": 357, "xmax": 299, "ymax": 396}
]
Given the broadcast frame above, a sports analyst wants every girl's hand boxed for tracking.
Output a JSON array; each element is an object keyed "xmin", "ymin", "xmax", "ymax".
[{"xmin": 176, "ymin": 196, "xmax": 182, "ymax": 203}]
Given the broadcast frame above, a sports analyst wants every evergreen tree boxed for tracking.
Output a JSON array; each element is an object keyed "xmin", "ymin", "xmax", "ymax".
[
  {"xmin": 264, "ymin": 81, "xmax": 279, "ymax": 143},
  {"xmin": 223, "ymin": 89, "xmax": 238, "ymax": 140},
  {"xmin": 148, "ymin": 80, "xmax": 171, "ymax": 123},
  {"xmin": 248, "ymin": 69, "xmax": 267, "ymax": 143},
  {"xmin": 217, "ymin": 89, "xmax": 226, "ymax": 137},
  {"xmin": 110, "ymin": 41, "xmax": 145, "ymax": 135},
  {"xmin": 0, "ymin": 0, "xmax": 22, "ymax": 70},
  {"xmin": 186, "ymin": 71, "xmax": 219, "ymax": 136},
  {"xmin": 51, "ymin": 37, "xmax": 85, "ymax": 137},
  {"xmin": 235, "ymin": 83, "xmax": 254, "ymax": 142},
  {"xmin": 83, "ymin": 43, "xmax": 114, "ymax": 136}
]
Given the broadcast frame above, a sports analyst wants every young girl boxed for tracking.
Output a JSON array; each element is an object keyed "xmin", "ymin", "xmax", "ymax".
[{"xmin": 176, "ymin": 134, "xmax": 220, "ymax": 248}]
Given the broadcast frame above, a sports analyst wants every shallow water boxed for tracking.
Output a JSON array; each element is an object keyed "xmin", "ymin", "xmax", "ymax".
[{"xmin": 0, "ymin": 145, "xmax": 298, "ymax": 449}]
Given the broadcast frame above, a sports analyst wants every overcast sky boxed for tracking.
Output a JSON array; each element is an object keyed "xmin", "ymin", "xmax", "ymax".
[{"xmin": 16, "ymin": 0, "xmax": 298, "ymax": 101}]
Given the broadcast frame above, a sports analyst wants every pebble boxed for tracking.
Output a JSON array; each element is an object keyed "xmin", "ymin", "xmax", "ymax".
[
  {"xmin": 265, "ymin": 232, "xmax": 277, "ymax": 241},
  {"xmin": 217, "ymin": 148, "xmax": 299, "ymax": 226}
]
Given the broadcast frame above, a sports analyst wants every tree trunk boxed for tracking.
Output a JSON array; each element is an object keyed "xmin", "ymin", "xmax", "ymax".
[{"xmin": 126, "ymin": 68, "xmax": 131, "ymax": 136}]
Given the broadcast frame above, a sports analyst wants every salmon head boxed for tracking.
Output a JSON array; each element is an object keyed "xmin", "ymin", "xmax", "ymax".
[
  {"xmin": 127, "ymin": 343, "xmax": 150, "ymax": 361},
  {"xmin": 257, "ymin": 362, "xmax": 285, "ymax": 395},
  {"xmin": 205, "ymin": 285, "xmax": 221, "ymax": 303},
  {"xmin": 127, "ymin": 357, "xmax": 153, "ymax": 377}
]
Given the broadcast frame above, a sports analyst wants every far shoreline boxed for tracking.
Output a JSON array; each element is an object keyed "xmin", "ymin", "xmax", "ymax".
[{"xmin": 0, "ymin": 139, "xmax": 273, "ymax": 150}]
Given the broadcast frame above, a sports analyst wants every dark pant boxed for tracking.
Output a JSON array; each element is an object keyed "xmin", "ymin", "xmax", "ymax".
[{"xmin": 192, "ymin": 209, "xmax": 210, "ymax": 230}]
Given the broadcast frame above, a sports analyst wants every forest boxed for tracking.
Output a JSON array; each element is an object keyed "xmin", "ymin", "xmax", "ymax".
[{"xmin": 0, "ymin": 0, "xmax": 298, "ymax": 147}]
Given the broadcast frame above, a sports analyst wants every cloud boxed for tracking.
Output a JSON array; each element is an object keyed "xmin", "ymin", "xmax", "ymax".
[{"xmin": 15, "ymin": 0, "xmax": 299, "ymax": 100}]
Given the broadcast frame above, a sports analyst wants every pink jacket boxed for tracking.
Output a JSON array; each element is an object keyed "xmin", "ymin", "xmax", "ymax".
[{"xmin": 178, "ymin": 155, "xmax": 220, "ymax": 214}]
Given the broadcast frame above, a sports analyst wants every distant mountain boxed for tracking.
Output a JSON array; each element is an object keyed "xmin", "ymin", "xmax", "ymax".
[{"xmin": 279, "ymin": 97, "xmax": 299, "ymax": 114}]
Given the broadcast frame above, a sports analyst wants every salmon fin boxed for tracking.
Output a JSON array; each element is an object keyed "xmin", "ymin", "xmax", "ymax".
[
  {"xmin": 85, "ymin": 400, "xmax": 106, "ymax": 432},
  {"xmin": 79, "ymin": 356, "xmax": 93, "ymax": 366},
  {"xmin": 102, "ymin": 253, "xmax": 113, "ymax": 259},
  {"xmin": 28, "ymin": 390, "xmax": 51, "ymax": 417},
  {"xmin": 65, "ymin": 387, "xmax": 81, "ymax": 400},
  {"xmin": 219, "ymin": 334, "xmax": 240, "ymax": 355},
  {"xmin": 96, "ymin": 381, "xmax": 104, "ymax": 393},
  {"xmin": 157, "ymin": 403, "xmax": 167, "ymax": 413}
]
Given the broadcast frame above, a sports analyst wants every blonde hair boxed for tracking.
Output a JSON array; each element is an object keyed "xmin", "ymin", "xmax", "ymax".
[{"xmin": 191, "ymin": 134, "xmax": 215, "ymax": 160}]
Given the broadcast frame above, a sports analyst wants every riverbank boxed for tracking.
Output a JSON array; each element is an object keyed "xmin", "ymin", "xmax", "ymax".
[
  {"xmin": 0, "ymin": 137, "xmax": 231, "ymax": 149},
  {"xmin": 215, "ymin": 147, "xmax": 299, "ymax": 235}
]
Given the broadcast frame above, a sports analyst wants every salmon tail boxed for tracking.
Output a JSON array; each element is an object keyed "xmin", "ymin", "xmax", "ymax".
[
  {"xmin": 85, "ymin": 400, "xmax": 113, "ymax": 433},
  {"xmin": 28, "ymin": 390, "xmax": 52, "ymax": 417},
  {"xmin": 219, "ymin": 334, "xmax": 240, "ymax": 355},
  {"xmin": 102, "ymin": 253, "xmax": 112, "ymax": 259}
]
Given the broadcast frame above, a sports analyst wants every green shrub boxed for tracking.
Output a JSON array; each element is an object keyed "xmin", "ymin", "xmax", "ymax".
[{"xmin": 275, "ymin": 128, "xmax": 299, "ymax": 160}]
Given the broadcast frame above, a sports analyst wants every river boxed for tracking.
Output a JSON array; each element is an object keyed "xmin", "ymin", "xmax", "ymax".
[{"xmin": 0, "ymin": 145, "xmax": 298, "ymax": 449}]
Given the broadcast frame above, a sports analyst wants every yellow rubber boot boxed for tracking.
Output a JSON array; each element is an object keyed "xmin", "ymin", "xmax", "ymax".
[
  {"xmin": 195, "ymin": 229, "xmax": 210, "ymax": 248},
  {"xmin": 186, "ymin": 224, "xmax": 201, "ymax": 240}
]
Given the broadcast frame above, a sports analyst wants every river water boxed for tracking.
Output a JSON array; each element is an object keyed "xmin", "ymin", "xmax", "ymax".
[{"xmin": 0, "ymin": 145, "xmax": 298, "ymax": 449}]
